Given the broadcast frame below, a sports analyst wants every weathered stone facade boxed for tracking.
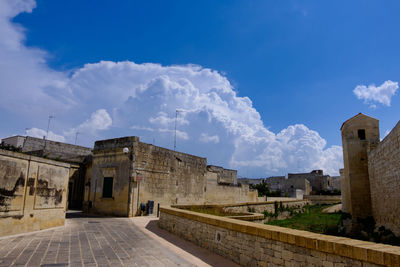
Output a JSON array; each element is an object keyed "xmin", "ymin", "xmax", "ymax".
[
  {"xmin": 341, "ymin": 113, "xmax": 379, "ymax": 229},
  {"xmin": 84, "ymin": 136, "xmax": 258, "ymax": 217},
  {"xmin": 368, "ymin": 121, "xmax": 400, "ymax": 236},
  {"xmin": 341, "ymin": 113, "xmax": 400, "ymax": 236},
  {"xmin": 2, "ymin": 136, "xmax": 92, "ymax": 210},
  {"xmin": 2, "ymin": 136, "xmax": 92, "ymax": 163},
  {"xmin": 159, "ymin": 206, "xmax": 400, "ymax": 266},
  {"xmin": 0, "ymin": 149, "xmax": 70, "ymax": 237}
]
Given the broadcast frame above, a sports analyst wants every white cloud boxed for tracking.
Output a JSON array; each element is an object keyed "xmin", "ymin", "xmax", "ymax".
[
  {"xmin": 26, "ymin": 128, "xmax": 65, "ymax": 142},
  {"xmin": 0, "ymin": 0, "xmax": 344, "ymax": 176},
  {"xmin": 353, "ymin": 80, "xmax": 399, "ymax": 107},
  {"xmin": 149, "ymin": 112, "xmax": 189, "ymax": 127},
  {"xmin": 0, "ymin": 0, "xmax": 72, "ymax": 116},
  {"xmin": 65, "ymin": 109, "xmax": 112, "ymax": 136},
  {"xmin": 200, "ymin": 133, "xmax": 220, "ymax": 144},
  {"xmin": 158, "ymin": 129, "xmax": 189, "ymax": 140}
]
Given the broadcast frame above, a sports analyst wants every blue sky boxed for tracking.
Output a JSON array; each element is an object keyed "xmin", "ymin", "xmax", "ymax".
[{"xmin": 1, "ymin": 0, "xmax": 399, "ymax": 177}]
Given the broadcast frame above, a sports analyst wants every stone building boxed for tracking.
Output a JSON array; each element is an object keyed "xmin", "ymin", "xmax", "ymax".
[
  {"xmin": 2, "ymin": 136, "xmax": 92, "ymax": 210},
  {"xmin": 341, "ymin": 113, "xmax": 400, "ymax": 236},
  {"xmin": 83, "ymin": 136, "xmax": 258, "ymax": 217},
  {"xmin": 237, "ymin": 178, "xmax": 264, "ymax": 185},
  {"xmin": 0, "ymin": 149, "xmax": 70, "ymax": 236},
  {"xmin": 264, "ymin": 170, "xmax": 333, "ymax": 198},
  {"xmin": 0, "ymin": 135, "xmax": 258, "ymax": 235}
]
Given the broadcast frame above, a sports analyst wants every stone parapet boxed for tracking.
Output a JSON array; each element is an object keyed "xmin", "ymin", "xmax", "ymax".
[
  {"xmin": 303, "ymin": 195, "xmax": 342, "ymax": 205},
  {"xmin": 159, "ymin": 206, "xmax": 400, "ymax": 266}
]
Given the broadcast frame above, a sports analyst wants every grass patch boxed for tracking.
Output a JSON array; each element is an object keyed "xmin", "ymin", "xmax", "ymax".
[
  {"xmin": 179, "ymin": 206, "xmax": 249, "ymax": 217},
  {"xmin": 266, "ymin": 204, "xmax": 341, "ymax": 234}
]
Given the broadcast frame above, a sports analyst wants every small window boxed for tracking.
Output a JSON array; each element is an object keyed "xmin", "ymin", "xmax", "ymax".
[
  {"xmin": 358, "ymin": 129, "xmax": 366, "ymax": 140},
  {"xmin": 102, "ymin": 177, "xmax": 113, "ymax": 198}
]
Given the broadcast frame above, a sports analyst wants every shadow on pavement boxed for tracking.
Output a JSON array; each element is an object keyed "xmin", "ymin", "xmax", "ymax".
[
  {"xmin": 144, "ymin": 219, "xmax": 240, "ymax": 267},
  {"xmin": 65, "ymin": 210, "xmax": 106, "ymax": 219}
]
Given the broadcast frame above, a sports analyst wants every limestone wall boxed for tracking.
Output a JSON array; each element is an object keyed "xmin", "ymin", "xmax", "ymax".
[
  {"xmin": 303, "ymin": 195, "xmax": 342, "ymax": 205},
  {"xmin": 204, "ymin": 171, "xmax": 258, "ymax": 204},
  {"xmin": 135, "ymin": 141, "xmax": 207, "ymax": 212},
  {"xmin": 2, "ymin": 136, "xmax": 92, "ymax": 164},
  {"xmin": 221, "ymin": 200, "xmax": 308, "ymax": 214},
  {"xmin": 84, "ymin": 136, "xmax": 258, "ymax": 217},
  {"xmin": 87, "ymin": 138, "xmax": 134, "ymax": 216},
  {"xmin": 0, "ymin": 149, "xmax": 70, "ymax": 237},
  {"xmin": 21, "ymin": 136, "xmax": 92, "ymax": 156},
  {"xmin": 368, "ymin": 121, "xmax": 400, "ymax": 236},
  {"xmin": 341, "ymin": 113, "xmax": 380, "ymax": 231},
  {"xmin": 159, "ymin": 206, "xmax": 400, "ymax": 267},
  {"xmin": 207, "ymin": 165, "xmax": 237, "ymax": 185}
]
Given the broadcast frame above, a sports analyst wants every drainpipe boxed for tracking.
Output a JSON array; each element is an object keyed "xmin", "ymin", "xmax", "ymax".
[{"xmin": 126, "ymin": 148, "xmax": 133, "ymax": 217}]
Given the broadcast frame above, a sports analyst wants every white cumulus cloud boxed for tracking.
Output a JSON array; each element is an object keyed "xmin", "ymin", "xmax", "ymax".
[
  {"xmin": 0, "ymin": 0, "xmax": 344, "ymax": 176},
  {"xmin": 65, "ymin": 109, "xmax": 112, "ymax": 137},
  {"xmin": 353, "ymin": 80, "xmax": 399, "ymax": 107}
]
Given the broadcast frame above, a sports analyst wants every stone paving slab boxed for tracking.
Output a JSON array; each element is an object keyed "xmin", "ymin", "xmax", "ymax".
[{"xmin": 0, "ymin": 215, "xmax": 239, "ymax": 267}]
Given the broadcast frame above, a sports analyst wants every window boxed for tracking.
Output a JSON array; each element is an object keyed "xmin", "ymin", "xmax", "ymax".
[
  {"xmin": 102, "ymin": 177, "xmax": 113, "ymax": 198},
  {"xmin": 358, "ymin": 129, "xmax": 366, "ymax": 140}
]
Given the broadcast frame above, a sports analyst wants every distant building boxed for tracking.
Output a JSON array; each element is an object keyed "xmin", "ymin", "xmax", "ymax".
[
  {"xmin": 238, "ymin": 178, "xmax": 265, "ymax": 185},
  {"xmin": 264, "ymin": 170, "xmax": 333, "ymax": 198}
]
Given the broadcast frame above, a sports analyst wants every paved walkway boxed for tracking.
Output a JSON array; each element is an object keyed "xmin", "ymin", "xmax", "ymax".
[{"xmin": 0, "ymin": 214, "xmax": 239, "ymax": 267}]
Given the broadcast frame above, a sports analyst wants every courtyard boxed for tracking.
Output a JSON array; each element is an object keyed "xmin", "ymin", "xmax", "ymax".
[{"xmin": 0, "ymin": 213, "xmax": 238, "ymax": 267}]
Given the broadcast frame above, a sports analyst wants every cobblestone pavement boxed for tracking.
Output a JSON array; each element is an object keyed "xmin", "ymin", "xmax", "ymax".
[{"xmin": 0, "ymin": 215, "xmax": 233, "ymax": 267}]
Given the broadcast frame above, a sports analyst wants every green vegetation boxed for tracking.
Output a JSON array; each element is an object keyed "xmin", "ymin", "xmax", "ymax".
[
  {"xmin": 250, "ymin": 181, "xmax": 281, "ymax": 197},
  {"xmin": 180, "ymin": 206, "xmax": 249, "ymax": 217},
  {"xmin": 263, "ymin": 202, "xmax": 303, "ymax": 218},
  {"xmin": 266, "ymin": 204, "xmax": 341, "ymax": 234}
]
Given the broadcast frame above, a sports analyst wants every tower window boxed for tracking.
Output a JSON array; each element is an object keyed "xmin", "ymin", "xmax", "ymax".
[
  {"xmin": 358, "ymin": 129, "xmax": 366, "ymax": 140},
  {"xmin": 102, "ymin": 177, "xmax": 113, "ymax": 198}
]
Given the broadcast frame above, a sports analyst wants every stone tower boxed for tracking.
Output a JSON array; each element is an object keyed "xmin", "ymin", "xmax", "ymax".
[{"xmin": 341, "ymin": 113, "xmax": 379, "ymax": 233}]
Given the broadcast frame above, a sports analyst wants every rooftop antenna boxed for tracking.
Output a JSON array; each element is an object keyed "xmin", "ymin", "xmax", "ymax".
[
  {"xmin": 174, "ymin": 109, "xmax": 184, "ymax": 151},
  {"xmin": 25, "ymin": 128, "xmax": 31, "ymax": 136},
  {"xmin": 43, "ymin": 115, "xmax": 54, "ymax": 150},
  {"xmin": 46, "ymin": 115, "xmax": 55, "ymax": 140},
  {"xmin": 74, "ymin": 131, "xmax": 80, "ymax": 145}
]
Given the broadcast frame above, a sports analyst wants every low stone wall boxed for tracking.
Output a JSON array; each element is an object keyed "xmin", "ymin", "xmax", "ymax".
[
  {"xmin": 221, "ymin": 200, "xmax": 308, "ymax": 214},
  {"xmin": 304, "ymin": 195, "xmax": 342, "ymax": 204},
  {"xmin": 159, "ymin": 206, "xmax": 400, "ymax": 267}
]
